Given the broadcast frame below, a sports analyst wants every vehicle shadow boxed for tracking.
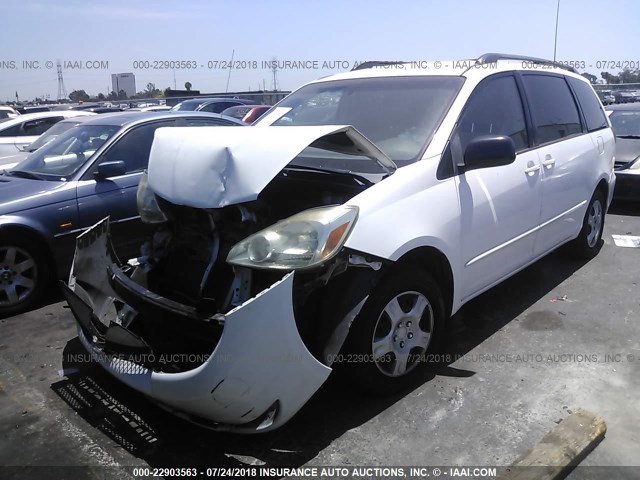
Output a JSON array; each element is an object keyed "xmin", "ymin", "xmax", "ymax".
[
  {"xmin": 609, "ymin": 199, "xmax": 640, "ymax": 217},
  {"xmin": 50, "ymin": 249, "xmax": 589, "ymax": 470}
]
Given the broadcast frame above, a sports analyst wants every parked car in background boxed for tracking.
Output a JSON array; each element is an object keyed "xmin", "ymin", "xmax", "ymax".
[
  {"xmin": 171, "ymin": 97, "xmax": 254, "ymax": 113},
  {"xmin": 0, "ymin": 111, "xmax": 245, "ymax": 316},
  {"xmin": 613, "ymin": 91, "xmax": 636, "ymax": 104},
  {"xmin": 606, "ymin": 103, "xmax": 640, "ymax": 199},
  {"xmin": 15, "ymin": 106, "xmax": 51, "ymax": 114},
  {"xmin": 82, "ymin": 107, "xmax": 124, "ymax": 114},
  {"xmin": 221, "ymin": 104, "xmax": 272, "ymax": 124},
  {"xmin": 0, "ymin": 116, "xmax": 97, "ymax": 171},
  {"xmin": 0, "ymin": 111, "xmax": 95, "ymax": 157},
  {"xmin": 133, "ymin": 103, "xmax": 167, "ymax": 108},
  {"xmin": 52, "ymin": 103, "xmax": 102, "ymax": 111},
  {"xmin": 597, "ymin": 90, "xmax": 614, "ymax": 105},
  {"xmin": 63, "ymin": 54, "xmax": 615, "ymax": 433},
  {"xmin": 128, "ymin": 106, "xmax": 172, "ymax": 112},
  {"xmin": 0, "ymin": 106, "xmax": 20, "ymax": 120}
]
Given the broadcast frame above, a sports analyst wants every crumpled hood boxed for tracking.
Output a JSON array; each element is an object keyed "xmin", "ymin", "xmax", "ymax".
[{"xmin": 147, "ymin": 125, "xmax": 396, "ymax": 209}]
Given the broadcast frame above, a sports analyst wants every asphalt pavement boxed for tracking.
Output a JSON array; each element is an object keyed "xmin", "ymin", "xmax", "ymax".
[{"xmin": 0, "ymin": 201, "xmax": 638, "ymax": 479}]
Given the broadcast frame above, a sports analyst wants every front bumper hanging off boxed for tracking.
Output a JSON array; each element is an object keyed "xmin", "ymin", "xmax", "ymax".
[{"xmin": 62, "ymin": 217, "xmax": 331, "ymax": 433}]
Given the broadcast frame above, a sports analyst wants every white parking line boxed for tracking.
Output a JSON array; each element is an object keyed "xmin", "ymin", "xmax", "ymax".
[{"xmin": 611, "ymin": 234, "xmax": 640, "ymax": 247}]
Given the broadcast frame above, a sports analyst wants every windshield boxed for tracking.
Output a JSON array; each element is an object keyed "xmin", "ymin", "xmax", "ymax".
[
  {"xmin": 24, "ymin": 121, "xmax": 82, "ymax": 152},
  {"xmin": 260, "ymin": 76, "xmax": 464, "ymax": 165},
  {"xmin": 13, "ymin": 124, "xmax": 120, "ymax": 179},
  {"xmin": 609, "ymin": 111, "xmax": 640, "ymax": 136}
]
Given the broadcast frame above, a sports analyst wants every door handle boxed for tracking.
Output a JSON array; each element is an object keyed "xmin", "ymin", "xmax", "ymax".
[
  {"xmin": 525, "ymin": 161, "xmax": 541, "ymax": 176},
  {"xmin": 542, "ymin": 155, "xmax": 555, "ymax": 169}
]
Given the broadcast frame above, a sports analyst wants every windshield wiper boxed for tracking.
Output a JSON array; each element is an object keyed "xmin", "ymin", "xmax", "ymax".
[
  {"xmin": 616, "ymin": 134, "xmax": 640, "ymax": 139},
  {"xmin": 7, "ymin": 170, "xmax": 46, "ymax": 180}
]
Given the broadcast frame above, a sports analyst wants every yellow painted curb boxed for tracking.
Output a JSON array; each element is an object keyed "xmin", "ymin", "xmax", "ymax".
[{"xmin": 498, "ymin": 409, "xmax": 606, "ymax": 480}]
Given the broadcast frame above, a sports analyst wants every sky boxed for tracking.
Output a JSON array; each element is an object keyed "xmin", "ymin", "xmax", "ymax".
[{"xmin": 0, "ymin": 0, "xmax": 638, "ymax": 102}]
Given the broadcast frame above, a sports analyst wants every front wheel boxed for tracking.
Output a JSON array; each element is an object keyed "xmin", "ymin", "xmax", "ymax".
[
  {"xmin": 0, "ymin": 237, "xmax": 48, "ymax": 317},
  {"xmin": 343, "ymin": 266, "xmax": 445, "ymax": 394},
  {"xmin": 567, "ymin": 190, "xmax": 606, "ymax": 259}
]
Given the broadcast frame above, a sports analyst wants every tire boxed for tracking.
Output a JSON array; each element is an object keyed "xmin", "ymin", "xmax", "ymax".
[
  {"xmin": 0, "ymin": 235, "xmax": 49, "ymax": 317},
  {"xmin": 567, "ymin": 189, "xmax": 606, "ymax": 259},
  {"xmin": 343, "ymin": 266, "xmax": 446, "ymax": 394}
]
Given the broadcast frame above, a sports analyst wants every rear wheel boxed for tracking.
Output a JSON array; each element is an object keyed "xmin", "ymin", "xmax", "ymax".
[
  {"xmin": 344, "ymin": 266, "xmax": 445, "ymax": 394},
  {"xmin": 0, "ymin": 237, "xmax": 49, "ymax": 317},
  {"xmin": 567, "ymin": 190, "xmax": 606, "ymax": 259}
]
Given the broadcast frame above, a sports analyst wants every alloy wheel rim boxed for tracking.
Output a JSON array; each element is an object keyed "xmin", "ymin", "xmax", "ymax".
[
  {"xmin": 371, "ymin": 291, "xmax": 434, "ymax": 377},
  {"xmin": 0, "ymin": 246, "xmax": 38, "ymax": 307},
  {"xmin": 587, "ymin": 200, "xmax": 603, "ymax": 248}
]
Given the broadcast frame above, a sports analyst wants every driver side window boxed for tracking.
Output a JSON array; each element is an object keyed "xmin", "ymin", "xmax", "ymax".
[
  {"xmin": 455, "ymin": 75, "xmax": 529, "ymax": 155},
  {"xmin": 100, "ymin": 122, "xmax": 172, "ymax": 174}
]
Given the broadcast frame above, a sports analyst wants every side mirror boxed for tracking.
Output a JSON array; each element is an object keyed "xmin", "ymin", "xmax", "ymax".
[
  {"xmin": 94, "ymin": 160, "xmax": 126, "ymax": 180},
  {"xmin": 461, "ymin": 135, "xmax": 516, "ymax": 172}
]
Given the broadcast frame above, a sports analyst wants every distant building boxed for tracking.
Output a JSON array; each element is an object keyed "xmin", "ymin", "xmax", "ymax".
[{"xmin": 111, "ymin": 73, "xmax": 136, "ymax": 97}]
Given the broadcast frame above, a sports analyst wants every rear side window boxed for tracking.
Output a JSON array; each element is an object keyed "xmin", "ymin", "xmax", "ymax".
[
  {"xmin": 567, "ymin": 77, "xmax": 608, "ymax": 132},
  {"xmin": 455, "ymin": 74, "xmax": 529, "ymax": 153},
  {"xmin": 522, "ymin": 75, "xmax": 581, "ymax": 144}
]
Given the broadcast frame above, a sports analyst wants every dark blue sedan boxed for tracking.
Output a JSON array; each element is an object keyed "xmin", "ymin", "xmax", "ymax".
[{"xmin": 0, "ymin": 111, "xmax": 244, "ymax": 316}]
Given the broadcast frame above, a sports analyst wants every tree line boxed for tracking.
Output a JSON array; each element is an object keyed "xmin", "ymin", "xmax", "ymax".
[
  {"xmin": 581, "ymin": 68, "xmax": 640, "ymax": 85},
  {"xmin": 68, "ymin": 81, "xmax": 194, "ymax": 102}
]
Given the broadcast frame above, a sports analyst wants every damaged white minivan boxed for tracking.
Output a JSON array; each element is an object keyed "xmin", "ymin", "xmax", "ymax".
[{"xmin": 63, "ymin": 54, "xmax": 615, "ymax": 433}]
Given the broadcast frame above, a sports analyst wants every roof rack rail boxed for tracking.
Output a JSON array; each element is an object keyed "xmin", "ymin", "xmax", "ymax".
[
  {"xmin": 475, "ymin": 53, "xmax": 578, "ymax": 73},
  {"xmin": 351, "ymin": 61, "xmax": 407, "ymax": 71}
]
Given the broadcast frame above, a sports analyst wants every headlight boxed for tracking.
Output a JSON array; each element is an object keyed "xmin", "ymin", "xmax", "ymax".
[
  {"xmin": 630, "ymin": 157, "xmax": 640, "ymax": 170},
  {"xmin": 137, "ymin": 172, "xmax": 168, "ymax": 223},
  {"xmin": 227, "ymin": 205, "xmax": 358, "ymax": 270}
]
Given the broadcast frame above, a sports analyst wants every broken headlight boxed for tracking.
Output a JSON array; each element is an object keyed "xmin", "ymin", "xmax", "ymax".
[
  {"xmin": 137, "ymin": 172, "xmax": 168, "ymax": 224},
  {"xmin": 227, "ymin": 205, "xmax": 358, "ymax": 270}
]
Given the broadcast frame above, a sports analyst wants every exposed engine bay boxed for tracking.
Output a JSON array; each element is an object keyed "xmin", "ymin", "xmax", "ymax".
[{"xmin": 144, "ymin": 168, "xmax": 371, "ymax": 311}]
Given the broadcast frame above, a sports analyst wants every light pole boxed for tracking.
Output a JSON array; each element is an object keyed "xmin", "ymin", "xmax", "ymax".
[{"xmin": 553, "ymin": 0, "xmax": 561, "ymax": 61}]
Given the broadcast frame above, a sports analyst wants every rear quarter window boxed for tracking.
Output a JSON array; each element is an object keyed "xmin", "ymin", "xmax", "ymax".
[{"xmin": 567, "ymin": 77, "xmax": 608, "ymax": 132}]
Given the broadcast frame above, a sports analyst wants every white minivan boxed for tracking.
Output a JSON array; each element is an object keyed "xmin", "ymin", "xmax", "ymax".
[{"xmin": 64, "ymin": 54, "xmax": 615, "ymax": 433}]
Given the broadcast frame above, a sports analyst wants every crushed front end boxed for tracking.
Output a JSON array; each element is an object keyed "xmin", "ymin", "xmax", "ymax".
[
  {"xmin": 62, "ymin": 125, "xmax": 392, "ymax": 432},
  {"xmin": 63, "ymin": 217, "xmax": 333, "ymax": 432}
]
